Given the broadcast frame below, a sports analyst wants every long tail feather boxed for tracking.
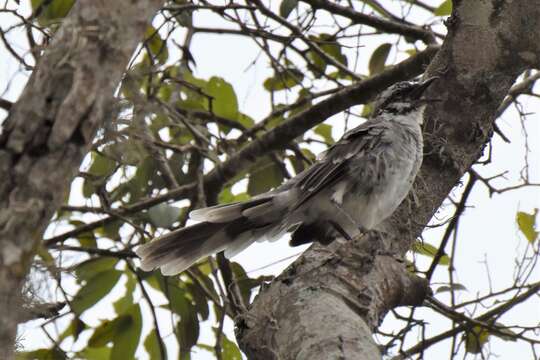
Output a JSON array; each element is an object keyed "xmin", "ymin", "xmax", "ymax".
[
  {"xmin": 136, "ymin": 222, "xmax": 228, "ymax": 275},
  {"xmin": 137, "ymin": 193, "xmax": 293, "ymax": 275}
]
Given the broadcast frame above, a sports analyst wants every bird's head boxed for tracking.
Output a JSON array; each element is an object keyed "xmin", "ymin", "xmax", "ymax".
[{"xmin": 372, "ymin": 77, "xmax": 438, "ymax": 117}]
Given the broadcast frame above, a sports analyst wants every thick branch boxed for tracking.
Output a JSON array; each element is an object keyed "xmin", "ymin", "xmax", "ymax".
[
  {"xmin": 237, "ymin": 1, "xmax": 540, "ymax": 358},
  {"xmin": 236, "ymin": 236, "xmax": 429, "ymax": 360},
  {"xmin": 0, "ymin": 1, "xmax": 163, "ymax": 357}
]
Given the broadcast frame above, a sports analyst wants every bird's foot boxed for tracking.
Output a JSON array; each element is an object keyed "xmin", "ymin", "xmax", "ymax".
[{"xmin": 329, "ymin": 220, "xmax": 353, "ymax": 241}]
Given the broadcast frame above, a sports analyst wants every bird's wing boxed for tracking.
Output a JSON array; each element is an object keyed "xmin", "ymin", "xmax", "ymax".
[
  {"xmin": 189, "ymin": 195, "xmax": 274, "ymax": 223},
  {"xmin": 291, "ymin": 121, "xmax": 387, "ymax": 209}
]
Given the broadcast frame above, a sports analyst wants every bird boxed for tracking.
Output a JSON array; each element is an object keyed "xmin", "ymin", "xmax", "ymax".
[{"xmin": 136, "ymin": 77, "xmax": 438, "ymax": 276}]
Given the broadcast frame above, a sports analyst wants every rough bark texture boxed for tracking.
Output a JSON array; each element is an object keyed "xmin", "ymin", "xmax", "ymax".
[
  {"xmin": 0, "ymin": 1, "xmax": 163, "ymax": 357},
  {"xmin": 236, "ymin": 1, "xmax": 540, "ymax": 359},
  {"xmin": 236, "ymin": 236, "xmax": 428, "ymax": 360}
]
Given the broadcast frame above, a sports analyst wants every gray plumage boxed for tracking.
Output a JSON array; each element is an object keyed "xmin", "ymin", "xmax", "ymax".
[{"xmin": 136, "ymin": 77, "xmax": 437, "ymax": 275}]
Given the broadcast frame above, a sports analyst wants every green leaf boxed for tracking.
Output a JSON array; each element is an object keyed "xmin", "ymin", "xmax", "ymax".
[
  {"xmin": 144, "ymin": 329, "xmax": 167, "ymax": 359},
  {"xmin": 206, "ymin": 76, "xmax": 239, "ymax": 121},
  {"xmin": 238, "ymin": 113, "xmax": 255, "ymax": 128},
  {"xmin": 229, "ymin": 262, "xmax": 272, "ymax": 306},
  {"xmin": 82, "ymin": 179, "xmax": 95, "ymax": 198},
  {"xmin": 58, "ymin": 317, "xmax": 86, "ymax": 344},
  {"xmin": 71, "ymin": 269, "xmax": 122, "ymax": 315},
  {"xmin": 318, "ymin": 34, "xmax": 347, "ymax": 65},
  {"xmin": 145, "ymin": 25, "xmax": 169, "ymax": 64},
  {"xmin": 87, "ymin": 152, "xmax": 117, "ymax": 177},
  {"xmin": 174, "ymin": 70, "xmax": 209, "ymax": 113},
  {"xmin": 185, "ymin": 282, "xmax": 210, "ymax": 320},
  {"xmin": 306, "ymin": 34, "xmax": 347, "ymax": 77},
  {"xmin": 88, "ymin": 315, "xmax": 131, "ymax": 348},
  {"xmin": 220, "ymin": 335, "xmax": 242, "ymax": 360},
  {"xmin": 95, "ymin": 220, "xmax": 122, "ymax": 240},
  {"xmin": 361, "ymin": 103, "xmax": 374, "ymax": 118},
  {"xmin": 148, "ymin": 203, "xmax": 182, "ymax": 228},
  {"xmin": 68, "ymin": 220, "xmax": 97, "ymax": 248},
  {"xmin": 279, "ymin": 0, "xmax": 298, "ymax": 18},
  {"xmin": 368, "ymin": 43, "xmax": 392, "ymax": 75},
  {"xmin": 229, "ymin": 262, "xmax": 251, "ymax": 305},
  {"xmin": 144, "ymin": 271, "xmax": 167, "ymax": 290},
  {"xmin": 15, "ymin": 348, "xmax": 66, "ymax": 360},
  {"xmin": 36, "ymin": 245, "xmax": 55, "ymax": 266},
  {"xmin": 361, "ymin": 0, "xmax": 393, "ymax": 18},
  {"xmin": 412, "ymin": 240, "xmax": 450, "ymax": 265},
  {"xmin": 405, "ymin": 48, "xmax": 417, "ymax": 56},
  {"xmin": 464, "ymin": 325, "xmax": 489, "ymax": 354},
  {"xmin": 77, "ymin": 233, "xmax": 97, "ymax": 248},
  {"xmin": 168, "ymin": 286, "xmax": 200, "ymax": 354},
  {"xmin": 104, "ymin": 140, "xmax": 147, "ymax": 166},
  {"xmin": 75, "ymin": 257, "xmax": 118, "ymax": 284},
  {"xmin": 434, "ymin": 0, "xmax": 452, "ymax": 16},
  {"xmin": 113, "ymin": 273, "xmax": 136, "ymax": 314},
  {"xmin": 110, "ymin": 304, "xmax": 143, "ymax": 359},
  {"xmin": 516, "ymin": 209, "xmax": 538, "ymax": 243},
  {"xmin": 218, "ymin": 187, "xmax": 251, "ymax": 205},
  {"xmin": 247, "ymin": 158, "xmax": 284, "ymax": 196},
  {"xmin": 314, "ymin": 123, "xmax": 334, "ymax": 144},
  {"xmin": 300, "ymin": 148, "xmax": 316, "ymax": 162},
  {"xmin": 158, "ymin": 82, "xmax": 173, "ymax": 101},
  {"xmin": 197, "ymin": 343, "xmax": 214, "ymax": 354},
  {"xmin": 175, "ymin": 10, "xmax": 193, "ymax": 27},
  {"xmin": 264, "ymin": 69, "xmax": 304, "ymax": 91},
  {"xmin": 76, "ymin": 347, "xmax": 111, "ymax": 360},
  {"xmin": 307, "ymin": 51, "xmax": 327, "ymax": 75},
  {"xmin": 31, "ymin": 0, "xmax": 75, "ymax": 25}
]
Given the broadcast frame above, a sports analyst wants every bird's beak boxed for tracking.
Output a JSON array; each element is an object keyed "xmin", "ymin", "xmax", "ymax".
[{"xmin": 410, "ymin": 76, "xmax": 439, "ymax": 99}]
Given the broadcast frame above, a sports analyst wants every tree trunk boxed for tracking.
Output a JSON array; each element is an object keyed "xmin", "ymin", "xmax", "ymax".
[
  {"xmin": 0, "ymin": 1, "xmax": 163, "ymax": 357},
  {"xmin": 236, "ymin": 1, "xmax": 540, "ymax": 358}
]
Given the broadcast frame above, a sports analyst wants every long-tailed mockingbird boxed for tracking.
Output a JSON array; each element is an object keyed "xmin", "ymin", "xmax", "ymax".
[{"xmin": 137, "ymin": 77, "xmax": 437, "ymax": 275}]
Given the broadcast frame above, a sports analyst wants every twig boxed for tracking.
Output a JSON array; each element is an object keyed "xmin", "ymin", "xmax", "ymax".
[
  {"xmin": 425, "ymin": 174, "xmax": 476, "ymax": 279},
  {"xmin": 48, "ymin": 245, "xmax": 136, "ymax": 259},
  {"xmin": 129, "ymin": 263, "xmax": 167, "ymax": 360},
  {"xmin": 251, "ymin": 0, "xmax": 361, "ymax": 80},
  {"xmin": 0, "ymin": 98, "xmax": 13, "ymax": 111},
  {"xmin": 301, "ymin": 0, "xmax": 437, "ymax": 43},
  {"xmin": 393, "ymin": 281, "xmax": 540, "ymax": 359}
]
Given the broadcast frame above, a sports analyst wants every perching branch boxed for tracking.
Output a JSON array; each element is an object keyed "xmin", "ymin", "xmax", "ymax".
[{"xmin": 0, "ymin": 1, "xmax": 164, "ymax": 356}]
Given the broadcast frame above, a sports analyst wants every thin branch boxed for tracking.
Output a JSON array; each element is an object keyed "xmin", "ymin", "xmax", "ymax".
[
  {"xmin": 48, "ymin": 245, "xmax": 136, "ymax": 259},
  {"xmin": 0, "ymin": 27, "xmax": 33, "ymax": 70},
  {"xmin": 495, "ymin": 71, "xmax": 540, "ymax": 118},
  {"xmin": 426, "ymin": 296, "xmax": 540, "ymax": 344},
  {"xmin": 129, "ymin": 263, "xmax": 167, "ymax": 360},
  {"xmin": 251, "ymin": 0, "xmax": 362, "ymax": 80},
  {"xmin": 394, "ymin": 281, "xmax": 540, "ymax": 359},
  {"xmin": 425, "ymin": 174, "xmax": 476, "ymax": 279},
  {"xmin": 0, "ymin": 98, "xmax": 13, "ymax": 111},
  {"xmin": 43, "ymin": 183, "xmax": 196, "ymax": 246},
  {"xmin": 301, "ymin": 0, "xmax": 437, "ymax": 43}
]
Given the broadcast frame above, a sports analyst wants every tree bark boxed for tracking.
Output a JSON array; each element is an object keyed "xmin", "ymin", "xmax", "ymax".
[
  {"xmin": 0, "ymin": 1, "xmax": 163, "ymax": 357},
  {"xmin": 236, "ymin": 1, "xmax": 540, "ymax": 358}
]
